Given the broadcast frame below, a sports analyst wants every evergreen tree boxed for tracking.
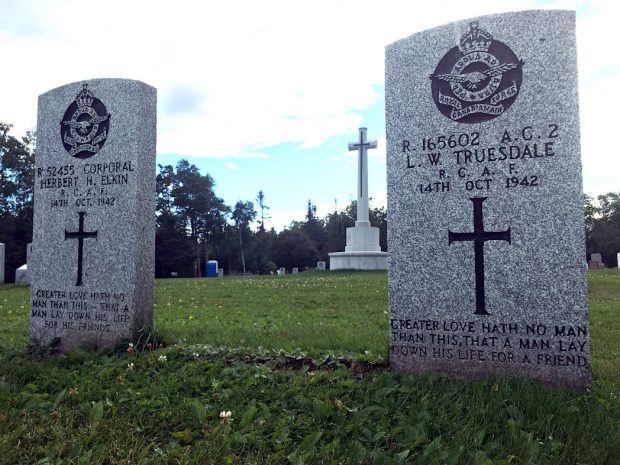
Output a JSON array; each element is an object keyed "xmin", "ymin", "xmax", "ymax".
[
  {"xmin": 231, "ymin": 200, "xmax": 256, "ymax": 274},
  {"xmin": 0, "ymin": 123, "xmax": 34, "ymax": 282}
]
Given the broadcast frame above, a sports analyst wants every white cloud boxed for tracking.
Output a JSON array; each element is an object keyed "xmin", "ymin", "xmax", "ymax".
[
  {"xmin": 270, "ymin": 207, "xmax": 306, "ymax": 231},
  {"xmin": 0, "ymin": 0, "xmax": 616, "ymax": 200},
  {"xmin": 225, "ymin": 162, "xmax": 239, "ymax": 170},
  {"xmin": 0, "ymin": 0, "xmax": 541, "ymax": 151}
]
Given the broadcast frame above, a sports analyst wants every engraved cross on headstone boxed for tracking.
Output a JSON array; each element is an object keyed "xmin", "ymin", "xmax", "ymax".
[
  {"xmin": 65, "ymin": 211, "xmax": 98, "ymax": 286},
  {"xmin": 348, "ymin": 127, "xmax": 377, "ymax": 225},
  {"xmin": 448, "ymin": 197, "xmax": 511, "ymax": 315}
]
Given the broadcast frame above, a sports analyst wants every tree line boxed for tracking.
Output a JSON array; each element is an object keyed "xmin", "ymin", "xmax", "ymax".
[
  {"xmin": 0, "ymin": 123, "xmax": 618, "ymax": 281},
  {"xmin": 155, "ymin": 160, "xmax": 387, "ymax": 277}
]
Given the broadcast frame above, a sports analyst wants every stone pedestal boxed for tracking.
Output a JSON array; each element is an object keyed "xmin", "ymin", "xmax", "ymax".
[
  {"xmin": 329, "ymin": 223, "xmax": 388, "ymax": 270},
  {"xmin": 329, "ymin": 250, "xmax": 388, "ymax": 270}
]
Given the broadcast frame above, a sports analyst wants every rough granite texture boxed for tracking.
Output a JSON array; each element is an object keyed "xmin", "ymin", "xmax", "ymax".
[
  {"xmin": 29, "ymin": 79, "xmax": 156, "ymax": 352},
  {"xmin": 386, "ymin": 10, "xmax": 590, "ymax": 386}
]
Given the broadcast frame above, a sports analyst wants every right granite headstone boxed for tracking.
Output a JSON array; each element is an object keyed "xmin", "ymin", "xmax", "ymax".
[{"xmin": 386, "ymin": 10, "xmax": 590, "ymax": 386}]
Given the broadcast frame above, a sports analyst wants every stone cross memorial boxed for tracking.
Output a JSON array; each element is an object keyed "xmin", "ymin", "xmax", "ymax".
[
  {"xmin": 386, "ymin": 10, "xmax": 590, "ymax": 386},
  {"xmin": 29, "ymin": 79, "xmax": 156, "ymax": 352},
  {"xmin": 329, "ymin": 128, "xmax": 388, "ymax": 270}
]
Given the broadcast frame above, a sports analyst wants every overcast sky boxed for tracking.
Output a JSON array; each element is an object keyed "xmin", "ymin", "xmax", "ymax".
[{"xmin": 0, "ymin": 0, "xmax": 617, "ymax": 230}]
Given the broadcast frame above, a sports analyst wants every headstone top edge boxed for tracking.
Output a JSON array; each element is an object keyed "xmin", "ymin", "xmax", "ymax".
[
  {"xmin": 385, "ymin": 9, "xmax": 575, "ymax": 50},
  {"xmin": 38, "ymin": 78, "xmax": 156, "ymax": 100}
]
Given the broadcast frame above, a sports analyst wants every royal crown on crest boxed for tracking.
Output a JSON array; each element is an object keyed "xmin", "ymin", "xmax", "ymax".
[
  {"xmin": 75, "ymin": 84, "xmax": 94, "ymax": 108},
  {"xmin": 458, "ymin": 21, "xmax": 493, "ymax": 54}
]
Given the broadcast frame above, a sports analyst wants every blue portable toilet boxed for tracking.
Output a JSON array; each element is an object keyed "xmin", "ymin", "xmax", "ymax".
[{"xmin": 207, "ymin": 260, "xmax": 218, "ymax": 278}]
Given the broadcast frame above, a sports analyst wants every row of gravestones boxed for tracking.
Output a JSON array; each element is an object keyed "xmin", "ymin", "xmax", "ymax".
[
  {"xmin": 3, "ymin": 9, "xmax": 593, "ymax": 387},
  {"xmin": 6, "ymin": 244, "xmax": 615, "ymax": 286}
]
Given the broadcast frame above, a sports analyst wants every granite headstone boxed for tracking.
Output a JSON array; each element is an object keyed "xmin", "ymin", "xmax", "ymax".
[
  {"xmin": 15, "ymin": 265, "xmax": 29, "ymax": 285},
  {"xmin": 29, "ymin": 79, "xmax": 156, "ymax": 352},
  {"xmin": 386, "ymin": 10, "xmax": 590, "ymax": 386}
]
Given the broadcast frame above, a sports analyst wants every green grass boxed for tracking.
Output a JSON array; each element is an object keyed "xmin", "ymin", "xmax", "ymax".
[
  {"xmin": 0, "ymin": 270, "xmax": 618, "ymax": 464},
  {"xmin": 155, "ymin": 270, "xmax": 388, "ymax": 354}
]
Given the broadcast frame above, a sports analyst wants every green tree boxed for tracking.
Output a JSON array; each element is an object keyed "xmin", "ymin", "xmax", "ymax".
[
  {"xmin": 369, "ymin": 204, "xmax": 388, "ymax": 251},
  {"xmin": 155, "ymin": 160, "xmax": 228, "ymax": 277},
  {"xmin": 251, "ymin": 190, "xmax": 274, "ymax": 274},
  {"xmin": 272, "ymin": 229, "xmax": 318, "ymax": 269},
  {"xmin": 587, "ymin": 192, "xmax": 620, "ymax": 266},
  {"xmin": 231, "ymin": 200, "xmax": 256, "ymax": 274},
  {"xmin": 155, "ymin": 211, "xmax": 195, "ymax": 278},
  {"xmin": 301, "ymin": 199, "xmax": 328, "ymax": 260},
  {"xmin": 156, "ymin": 164, "xmax": 195, "ymax": 277},
  {"xmin": 584, "ymin": 194, "xmax": 597, "ymax": 253},
  {"xmin": 324, "ymin": 200, "xmax": 387, "ymax": 254},
  {"xmin": 0, "ymin": 123, "xmax": 34, "ymax": 282},
  {"xmin": 325, "ymin": 208, "xmax": 354, "ymax": 254},
  {"xmin": 256, "ymin": 190, "xmax": 271, "ymax": 233}
]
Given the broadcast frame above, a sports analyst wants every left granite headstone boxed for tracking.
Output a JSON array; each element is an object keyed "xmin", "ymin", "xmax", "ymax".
[{"xmin": 29, "ymin": 79, "xmax": 156, "ymax": 352}]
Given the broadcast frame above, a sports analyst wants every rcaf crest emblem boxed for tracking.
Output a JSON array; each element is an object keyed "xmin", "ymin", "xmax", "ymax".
[
  {"xmin": 431, "ymin": 21, "xmax": 523, "ymax": 123},
  {"xmin": 61, "ymin": 84, "xmax": 111, "ymax": 158}
]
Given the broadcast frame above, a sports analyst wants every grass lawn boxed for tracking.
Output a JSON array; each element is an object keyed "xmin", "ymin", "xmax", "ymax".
[{"xmin": 0, "ymin": 270, "xmax": 618, "ymax": 464}]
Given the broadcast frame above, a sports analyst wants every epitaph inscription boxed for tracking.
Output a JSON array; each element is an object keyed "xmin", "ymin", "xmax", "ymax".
[
  {"xmin": 386, "ymin": 10, "xmax": 590, "ymax": 386},
  {"xmin": 30, "ymin": 79, "xmax": 156, "ymax": 352}
]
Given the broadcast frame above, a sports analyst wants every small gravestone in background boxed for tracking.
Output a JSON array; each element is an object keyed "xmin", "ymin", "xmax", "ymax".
[
  {"xmin": 386, "ymin": 10, "xmax": 590, "ymax": 386},
  {"xmin": 29, "ymin": 79, "xmax": 156, "ymax": 352},
  {"xmin": 14, "ymin": 243, "xmax": 32, "ymax": 285},
  {"xmin": 15, "ymin": 265, "xmax": 28, "ymax": 285},
  {"xmin": 317, "ymin": 261, "xmax": 326, "ymax": 271},
  {"xmin": 0, "ymin": 243, "xmax": 5, "ymax": 284}
]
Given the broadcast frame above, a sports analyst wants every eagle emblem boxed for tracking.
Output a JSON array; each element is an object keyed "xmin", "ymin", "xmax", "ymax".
[
  {"xmin": 430, "ymin": 21, "xmax": 523, "ymax": 123},
  {"xmin": 61, "ymin": 84, "xmax": 111, "ymax": 158}
]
